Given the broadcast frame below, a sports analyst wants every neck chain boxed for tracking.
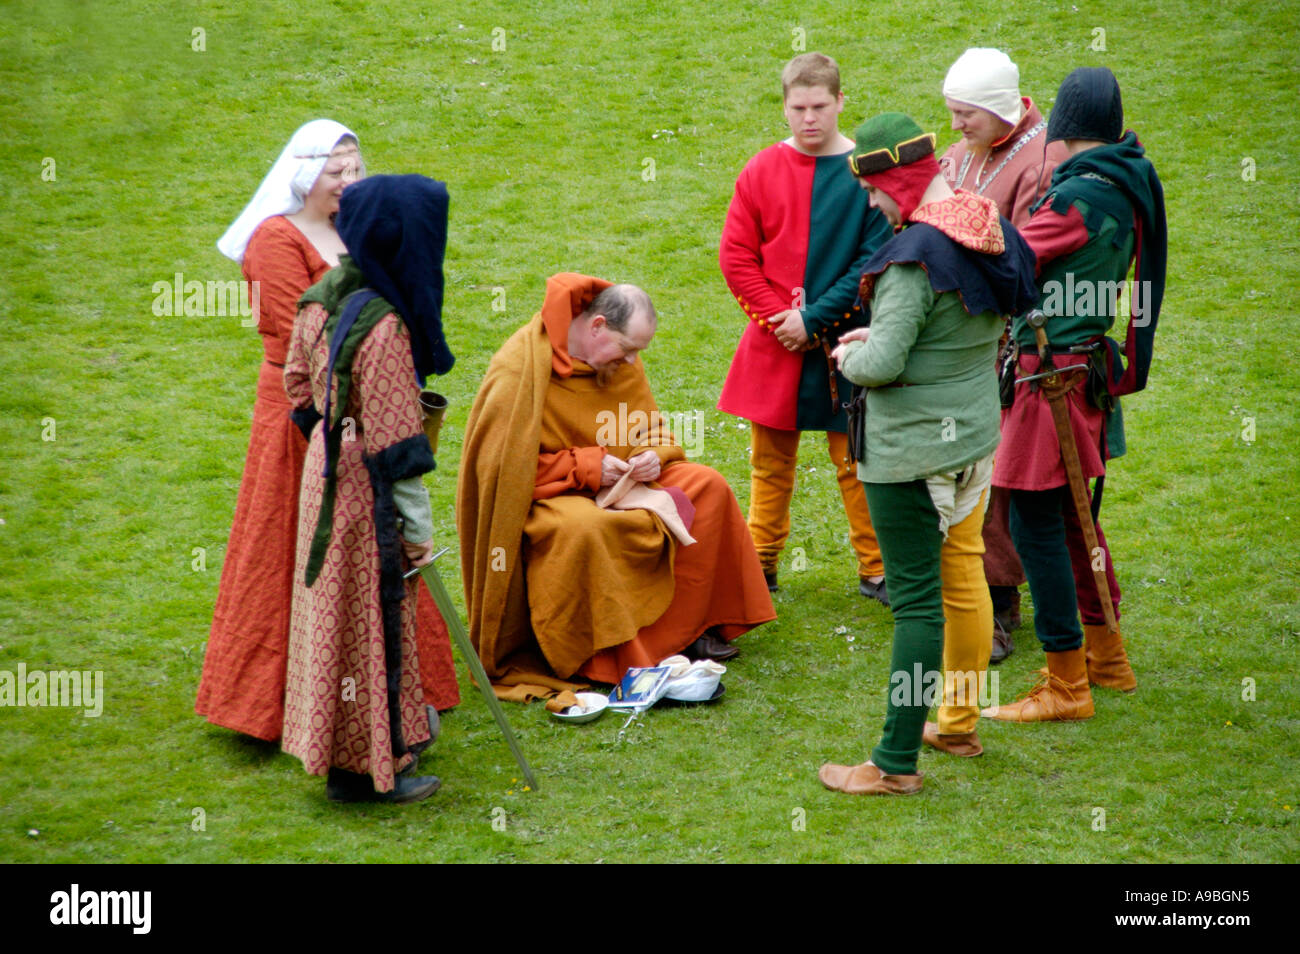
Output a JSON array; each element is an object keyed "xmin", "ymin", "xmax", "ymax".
[{"xmin": 955, "ymin": 119, "xmax": 1047, "ymax": 195}]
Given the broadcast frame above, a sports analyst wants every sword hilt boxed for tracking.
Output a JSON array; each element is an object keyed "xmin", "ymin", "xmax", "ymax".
[
  {"xmin": 403, "ymin": 545, "xmax": 453, "ymax": 579},
  {"xmin": 1025, "ymin": 309, "xmax": 1053, "ymax": 369}
]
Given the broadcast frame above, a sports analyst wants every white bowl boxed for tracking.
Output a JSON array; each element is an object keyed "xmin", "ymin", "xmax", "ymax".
[{"xmin": 549, "ymin": 691, "xmax": 610, "ymax": 724}]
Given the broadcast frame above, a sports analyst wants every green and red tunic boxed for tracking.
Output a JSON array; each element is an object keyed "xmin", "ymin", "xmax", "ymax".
[
  {"xmin": 995, "ymin": 133, "xmax": 1167, "ymax": 491},
  {"xmin": 718, "ymin": 142, "xmax": 892, "ymax": 431}
]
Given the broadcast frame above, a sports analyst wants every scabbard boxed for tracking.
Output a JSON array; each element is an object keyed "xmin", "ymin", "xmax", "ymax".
[
  {"xmin": 823, "ymin": 342, "xmax": 840, "ymax": 415},
  {"xmin": 1040, "ymin": 370, "xmax": 1119, "ymax": 634}
]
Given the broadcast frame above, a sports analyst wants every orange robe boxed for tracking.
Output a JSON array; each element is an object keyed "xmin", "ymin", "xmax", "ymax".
[{"xmin": 457, "ymin": 273, "xmax": 775, "ymax": 700}]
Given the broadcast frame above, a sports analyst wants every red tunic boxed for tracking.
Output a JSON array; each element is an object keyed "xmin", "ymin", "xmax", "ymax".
[
  {"xmin": 993, "ymin": 203, "xmax": 1107, "ymax": 491},
  {"xmin": 197, "ymin": 217, "xmax": 457, "ymax": 742},
  {"xmin": 716, "ymin": 143, "xmax": 814, "ymax": 431}
]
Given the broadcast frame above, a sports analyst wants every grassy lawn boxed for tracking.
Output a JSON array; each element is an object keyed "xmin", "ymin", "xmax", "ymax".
[{"xmin": 1, "ymin": 0, "xmax": 1296, "ymax": 863}]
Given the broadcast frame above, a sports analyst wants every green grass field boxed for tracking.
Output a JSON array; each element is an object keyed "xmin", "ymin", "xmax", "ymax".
[{"xmin": 2, "ymin": 0, "xmax": 1297, "ymax": 863}]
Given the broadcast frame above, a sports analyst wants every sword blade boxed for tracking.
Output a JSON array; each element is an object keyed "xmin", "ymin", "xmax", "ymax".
[{"xmin": 413, "ymin": 557, "xmax": 540, "ymax": 790}]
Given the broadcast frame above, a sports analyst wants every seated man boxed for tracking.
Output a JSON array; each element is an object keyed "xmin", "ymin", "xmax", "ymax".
[{"xmin": 457, "ymin": 274, "xmax": 775, "ymax": 702}]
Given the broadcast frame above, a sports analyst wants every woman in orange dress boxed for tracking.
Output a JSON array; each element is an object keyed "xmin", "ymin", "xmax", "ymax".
[{"xmin": 197, "ymin": 122, "xmax": 458, "ymax": 741}]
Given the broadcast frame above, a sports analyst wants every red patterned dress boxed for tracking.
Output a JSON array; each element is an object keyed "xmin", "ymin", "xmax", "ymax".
[{"xmin": 281, "ymin": 304, "xmax": 432, "ymax": 791}]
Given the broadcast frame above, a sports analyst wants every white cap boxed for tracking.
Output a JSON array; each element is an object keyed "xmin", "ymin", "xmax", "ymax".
[{"xmin": 942, "ymin": 48, "xmax": 1023, "ymax": 127}]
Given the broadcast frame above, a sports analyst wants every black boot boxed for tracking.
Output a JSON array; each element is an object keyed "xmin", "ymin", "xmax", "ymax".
[{"xmin": 326, "ymin": 766, "xmax": 441, "ymax": 804}]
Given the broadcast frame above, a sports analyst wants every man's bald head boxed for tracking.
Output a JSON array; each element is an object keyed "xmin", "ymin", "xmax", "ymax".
[{"xmin": 580, "ymin": 283, "xmax": 657, "ymax": 334}]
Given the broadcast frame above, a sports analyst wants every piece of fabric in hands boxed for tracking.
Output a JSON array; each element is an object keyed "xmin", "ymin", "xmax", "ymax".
[{"xmin": 597, "ymin": 470, "xmax": 697, "ymax": 545}]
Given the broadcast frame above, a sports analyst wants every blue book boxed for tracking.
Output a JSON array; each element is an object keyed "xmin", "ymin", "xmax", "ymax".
[{"xmin": 607, "ymin": 666, "xmax": 672, "ymax": 709}]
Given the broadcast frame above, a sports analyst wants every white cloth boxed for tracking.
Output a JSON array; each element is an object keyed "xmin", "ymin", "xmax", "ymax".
[
  {"xmin": 216, "ymin": 119, "xmax": 358, "ymax": 263},
  {"xmin": 596, "ymin": 470, "xmax": 697, "ymax": 545},
  {"xmin": 925, "ymin": 451, "xmax": 994, "ymax": 539},
  {"xmin": 942, "ymin": 48, "xmax": 1022, "ymax": 127}
]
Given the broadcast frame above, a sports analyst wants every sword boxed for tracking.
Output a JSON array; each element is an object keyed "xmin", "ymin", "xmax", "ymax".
[
  {"xmin": 1022, "ymin": 309, "xmax": 1119, "ymax": 634},
  {"xmin": 405, "ymin": 548, "xmax": 539, "ymax": 789}
]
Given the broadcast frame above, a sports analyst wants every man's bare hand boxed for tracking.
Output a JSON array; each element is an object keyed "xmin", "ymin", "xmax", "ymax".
[
  {"xmin": 771, "ymin": 309, "xmax": 809, "ymax": 351},
  {"xmin": 831, "ymin": 328, "xmax": 870, "ymax": 370},
  {"xmin": 627, "ymin": 450, "xmax": 662, "ymax": 482},
  {"xmin": 600, "ymin": 453, "xmax": 631, "ymax": 487},
  {"xmin": 402, "ymin": 537, "xmax": 434, "ymax": 568}
]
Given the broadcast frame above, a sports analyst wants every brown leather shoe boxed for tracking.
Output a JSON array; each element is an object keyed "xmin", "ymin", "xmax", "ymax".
[
  {"xmin": 989, "ymin": 617, "xmax": 1014, "ymax": 664},
  {"xmin": 922, "ymin": 721, "xmax": 984, "ymax": 757},
  {"xmin": 981, "ymin": 647, "xmax": 1094, "ymax": 722},
  {"xmin": 685, "ymin": 631, "xmax": 739, "ymax": 662},
  {"xmin": 1083, "ymin": 623, "xmax": 1136, "ymax": 692},
  {"xmin": 993, "ymin": 604, "xmax": 1022, "ymax": 634},
  {"xmin": 818, "ymin": 761, "xmax": 923, "ymax": 795}
]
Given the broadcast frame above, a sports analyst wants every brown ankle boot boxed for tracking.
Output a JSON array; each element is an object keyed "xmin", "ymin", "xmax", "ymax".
[
  {"xmin": 981, "ymin": 647, "xmax": 1094, "ymax": 722},
  {"xmin": 1084, "ymin": 623, "xmax": 1136, "ymax": 692}
]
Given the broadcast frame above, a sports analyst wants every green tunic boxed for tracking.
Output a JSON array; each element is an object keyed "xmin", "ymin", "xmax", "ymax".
[{"xmin": 839, "ymin": 264, "xmax": 1004, "ymax": 484}]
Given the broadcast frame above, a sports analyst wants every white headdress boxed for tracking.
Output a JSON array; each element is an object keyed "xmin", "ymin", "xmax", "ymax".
[
  {"xmin": 216, "ymin": 119, "xmax": 359, "ymax": 263},
  {"xmin": 942, "ymin": 49, "xmax": 1023, "ymax": 127}
]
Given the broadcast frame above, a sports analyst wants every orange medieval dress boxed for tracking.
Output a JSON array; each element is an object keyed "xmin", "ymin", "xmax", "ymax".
[{"xmin": 195, "ymin": 216, "xmax": 458, "ymax": 742}]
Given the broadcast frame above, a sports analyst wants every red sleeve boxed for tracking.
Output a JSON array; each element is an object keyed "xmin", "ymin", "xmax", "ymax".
[
  {"xmin": 719, "ymin": 166, "xmax": 790, "ymax": 324},
  {"xmin": 533, "ymin": 445, "xmax": 605, "ymax": 501},
  {"xmin": 1018, "ymin": 203, "xmax": 1089, "ymax": 276},
  {"xmin": 284, "ymin": 302, "xmax": 322, "ymax": 411},
  {"xmin": 244, "ymin": 218, "xmax": 326, "ymax": 363}
]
